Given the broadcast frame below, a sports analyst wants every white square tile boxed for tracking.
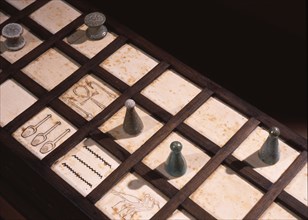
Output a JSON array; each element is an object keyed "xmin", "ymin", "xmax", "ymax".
[
  {"xmin": 0, "ymin": 11, "xmax": 9, "ymax": 24},
  {"xmin": 1, "ymin": 26, "xmax": 42, "ymax": 63},
  {"xmin": 60, "ymin": 74, "xmax": 120, "ymax": 120},
  {"xmin": 185, "ymin": 97, "xmax": 248, "ymax": 147},
  {"xmin": 100, "ymin": 44, "xmax": 158, "ymax": 86},
  {"xmin": 99, "ymin": 105, "xmax": 163, "ymax": 153},
  {"xmin": 143, "ymin": 132, "xmax": 210, "ymax": 189},
  {"xmin": 95, "ymin": 172, "xmax": 167, "ymax": 219},
  {"xmin": 168, "ymin": 210, "xmax": 194, "ymax": 220},
  {"xmin": 13, "ymin": 108, "xmax": 76, "ymax": 159},
  {"xmin": 52, "ymin": 138, "xmax": 121, "ymax": 196},
  {"xmin": 30, "ymin": 0, "xmax": 80, "ymax": 34},
  {"xmin": 64, "ymin": 24, "xmax": 117, "ymax": 58},
  {"xmin": 284, "ymin": 163, "xmax": 307, "ymax": 205},
  {"xmin": 190, "ymin": 165, "xmax": 263, "ymax": 219},
  {"xmin": 22, "ymin": 48, "xmax": 79, "ymax": 90},
  {"xmin": 141, "ymin": 70, "xmax": 201, "ymax": 115},
  {"xmin": 259, "ymin": 202, "xmax": 298, "ymax": 220},
  {"xmin": 233, "ymin": 126, "xmax": 300, "ymax": 182},
  {"xmin": 5, "ymin": 0, "xmax": 35, "ymax": 10},
  {"xmin": 0, "ymin": 79, "xmax": 37, "ymax": 126}
]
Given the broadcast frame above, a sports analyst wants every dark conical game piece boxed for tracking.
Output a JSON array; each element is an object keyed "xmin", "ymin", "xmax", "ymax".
[
  {"xmin": 258, "ymin": 127, "xmax": 280, "ymax": 165},
  {"xmin": 84, "ymin": 12, "xmax": 108, "ymax": 40},
  {"xmin": 2, "ymin": 23, "xmax": 26, "ymax": 51},
  {"xmin": 165, "ymin": 141, "xmax": 187, "ymax": 177},
  {"xmin": 123, "ymin": 99, "xmax": 143, "ymax": 135}
]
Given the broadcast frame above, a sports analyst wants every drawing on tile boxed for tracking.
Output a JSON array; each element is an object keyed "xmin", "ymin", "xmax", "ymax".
[
  {"xmin": 31, "ymin": 121, "xmax": 61, "ymax": 146},
  {"xmin": 62, "ymin": 162, "xmax": 92, "ymax": 188},
  {"xmin": 21, "ymin": 114, "xmax": 51, "ymax": 138},
  {"xmin": 83, "ymin": 145, "xmax": 112, "ymax": 168},
  {"xmin": 111, "ymin": 190, "xmax": 160, "ymax": 219},
  {"xmin": 40, "ymin": 129, "xmax": 70, "ymax": 154},
  {"xmin": 72, "ymin": 154, "xmax": 103, "ymax": 179}
]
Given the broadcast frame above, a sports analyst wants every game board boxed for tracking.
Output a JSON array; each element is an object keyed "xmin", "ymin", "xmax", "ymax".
[{"xmin": 0, "ymin": 0, "xmax": 307, "ymax": 219}]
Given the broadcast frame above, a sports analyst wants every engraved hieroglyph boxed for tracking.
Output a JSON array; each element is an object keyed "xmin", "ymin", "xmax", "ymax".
[
  {"xmin": 22, "ymin": 48, "xmax": 79, "ymax": 90},
  {"xmin": 259, "ymin": 202, "xmax": 298, "ymax": 220},
  {"xmin": 233, "ymin": 126, "xmax": 300, "ymax": 182},
  {"xmin": 190, "ymin": 165, "xmax": 263, "ymax": 219},
  {"xmin": 64, "ymin": 24, "xmax": 117, "ymax": 58},
  {"xmin": 1, "ymin": 26, "xmax": 42, "ymax": 63},
  {"xmin": 0, "ymin": 79, "xmax": 37, "ymax": 126},
  {"xmin": 52, "ymin": 139, "xmax": 120, "ymax": 196},
  {"xmin": 13, "ymin": 108, "xmax": 76, "ymax": 159},
  {"xmin": 96, "ymin": 173, "xmax": 166, "ymax": 220},
  {"xmin": 99, "ymin": 106, "xmax": 163, "ymax": 153},
  {"xmin": 5, "ymin": 0, "xmax": 35, "ymax": 10},
  {"xmin": 100, "ymin": 44, "xmax": 158, "ymax": 86},
  {"xmin": 185, "ymin": 97, "xmax": 248, "ymax": 147},
  {"xmin": 141, "ymin": 70, "xmax": 201, "ymax": 115},
  {"xmin": 60, "ymin": 74, "xmax": 120, "ymax": 120},
  {"xmin": 143, "ymin": 132, "xmax": 210, "ymax": 189},
  {"xmin": 285, "ymin": 163, "xmax": 308, "ymax": 206},
  {"xmin": 30, "ymin": 0, "xmax": 80, "ymax": 34}
]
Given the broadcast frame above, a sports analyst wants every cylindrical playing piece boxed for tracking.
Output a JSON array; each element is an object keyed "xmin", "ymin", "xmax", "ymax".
[
  {"xmin": 2, "ymin": 23, "xmax": 25, "ymax": 51},
  {"xmin": 84, "ymin": 12, "xmax": 108, "ymax": 40}
]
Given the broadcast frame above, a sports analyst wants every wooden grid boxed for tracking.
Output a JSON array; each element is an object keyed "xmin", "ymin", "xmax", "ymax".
[{"xmin": 0, "ymin": 0, "xmax": 307, "ymax": 219}]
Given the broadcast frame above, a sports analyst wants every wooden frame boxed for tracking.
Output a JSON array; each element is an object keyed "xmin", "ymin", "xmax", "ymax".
[{"xmin": 0, "ymin": 0, "xmax": 306, "ymax": 219}]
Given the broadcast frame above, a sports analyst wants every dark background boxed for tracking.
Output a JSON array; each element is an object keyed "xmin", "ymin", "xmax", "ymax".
[{"xmin": 89, "ymin": 0, "xmax": 307, "ymax": 138}]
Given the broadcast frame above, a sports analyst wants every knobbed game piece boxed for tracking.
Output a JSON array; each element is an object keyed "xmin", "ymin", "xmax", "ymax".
[
  {"xmin": 84, "ymin": 12, "xmax": 108, "ymax": 40},
  {"xmin": 1, "ymin": 23, "xmax": 26, "ymax": 51},
  {"xmin": 258, "ymin": 127, "xmax": 280, "ymax": 165},
  {"xmin": 165, "ymin": 141, "xmax": 187, "ymax": 177},
  {"xmin": 123, "ymin": 99, "xmax": 143, "ymax": 135}
]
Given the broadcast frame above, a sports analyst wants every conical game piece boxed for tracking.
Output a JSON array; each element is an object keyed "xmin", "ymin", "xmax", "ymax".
[
  {"xmin": 165, "ymin": 141, "xmax": 187, "ymax": 177},
  {"xmin": 123, "ymin": 99, "xmax": 143, "ymax": 135},
  {"xmin": 258, "ymin": 127, "xmax": 280, "ymax": 165}
]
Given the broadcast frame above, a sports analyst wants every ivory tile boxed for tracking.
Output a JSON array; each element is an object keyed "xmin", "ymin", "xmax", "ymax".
[
  {"xmin": 185, "ymin": 97, "xmax": 247, "ymax": 147},
  {"xmin": 13, "ymin": 108, "xmax": 76, "ymax": 159},
  {"xmin": 5, "ymin": 0, "xmax": 35, "ymax": 10},
  {"xmin": 99, "ymin": 106, "xmax": 163, "ymax": 153},
  {"xmin": 143, "ymin": 132, "xmax": 210, "ymax": 189},
  {"xmin": 100, "ymin": 44, "xmax": 158, "ymax": 86},
  {"xmin": 190, "ymin": 165, "xmax": 263, "ymax": 219},
  {"xmin": 260, "ymin": 202, "xmax": 299, "ymax": 220},
  {"xmin": 52, "ymin": 138, "xmax": 120, "ymax": 196},
  {"xmin": 60, "ymin": 74, "xmax": 119, "ymax": 120},
  {"xmin": 285, "ymin": 163, "xmax": 308, "ymax": 206},
  {"xmin": 141, "ymin": 70, "xmax": 201, "ymax": 115},
  {"xmin": 0, "ymin": 79, "xmax": 37, "ymax": 126},
  {"xmin": 0, "ymin": 11, "xmax": 9, "ymax": 24},
  {"xmin": 233, "ymin": 126, "xmax": 300, "ymax": 182},
  {"xmin": 30, "ymin": 0, "xmax": 80, "ymax": 34},
  {"xmin": 1, "ymin": 26, "xmax": 42, "ymax": 63},
  {"xmin": 96, "ymin": 173, "xmax": 167, "ymax": 220},
  {"xmin": 168, "ymin": 210, "xmax": 194, "ymax": 219},
  {"xmin": 64, "ymin": 24, "xmax": 116, "ymax": 58},
  {"xmin": 22, "ymin": 48, "xmax": 79, "ymax": 90}
]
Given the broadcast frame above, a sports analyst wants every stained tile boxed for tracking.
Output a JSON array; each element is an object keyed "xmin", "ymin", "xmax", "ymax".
[
  {"xmin": 99, "ymin": 105, "xmax": 163, "ymax": 153},
  {"xmin": 259, "ymin": 202, "xmax": 298, "ymax": 220},
  {"xmin": 64, "ymin": 24, "xmax": 116, "ymax": 58},
  {"xmin": 141, "ymin": 70, "xmax": 201, "ymax": 115},
  {"xmin": 143, "ymin": 132, "xmax": 210, "ymax": 189},
  {"xmin": 1, "ymin": 26, "xmax": 42, "ymax": 63},
  {"xmin": 22, "ymin": 48, "xmax": 79, "ymax": 90},
  {"xmin": 5, "ymin": 0, "xmax": 35, "ymax": 10},
  {"xmin": 185, "ymin": 97, "xmax": 247, "ymax": 147},
  {"xmin": 13, "ymin": 108, "xmax": 76, "ymax": 159},
  {"xmin": 233, "ymin": 126, "xmax": 300, "ymax": 182},
  {"xmin": 60, "ymin": 74, "xmax": 119, "ymax": 120},
  {"xmin": 30, "ymin": 0, "xmax": 80, "ymax": 34},
  {"xmin": 0, "ymin": 79, "xmax": 37, "ymax": 126},
  {"xmin": 52, "ymin": 138, "xmax": 120, "ymax": 196},
  {"xmin": 100, "ymin": 44, "xmax": 158, "ymax": 86}
]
